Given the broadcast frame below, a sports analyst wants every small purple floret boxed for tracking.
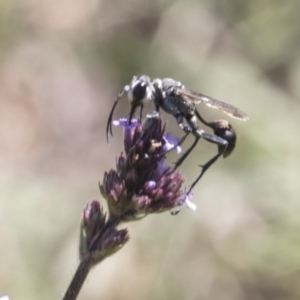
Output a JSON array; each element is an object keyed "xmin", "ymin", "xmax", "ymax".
[
  {"xmin": 146, "ymin": 181, "xmax": 156, "ymax": 189},
  {"xmin": 113, "ymin": 118, "xmax": 140, "ymax": 128},
  {"xmin": 163, "ymin": 132, "xmax": 182, "ymax": 153},
  {"xmin": 184, "ymin": 191, "xmax": 196, "ymax": 211}
]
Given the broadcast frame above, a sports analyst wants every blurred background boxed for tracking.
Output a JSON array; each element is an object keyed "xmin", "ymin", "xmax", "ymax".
[{"xmin": 1, "ymin": 0, "xmax": 300, "ymax": 299}]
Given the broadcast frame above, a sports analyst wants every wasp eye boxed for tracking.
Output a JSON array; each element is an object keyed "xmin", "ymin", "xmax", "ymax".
[{"xmin": 132, "ymin": 82, "xmax": 147, "ymax": 101}]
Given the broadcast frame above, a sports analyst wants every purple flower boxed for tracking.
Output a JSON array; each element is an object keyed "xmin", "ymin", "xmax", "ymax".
[
  {"xmin": 100, "ymin": 114, "xmax": 192, "ymax": 222},
  {"xmin": 80, "ymin": 200, "xmax": 129, "ymax": 264}
]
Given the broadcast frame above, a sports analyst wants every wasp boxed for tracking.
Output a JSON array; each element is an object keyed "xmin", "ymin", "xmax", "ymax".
[{"xmin": 106, "ymin": 75, "xmax": 249, "ymax": 193}]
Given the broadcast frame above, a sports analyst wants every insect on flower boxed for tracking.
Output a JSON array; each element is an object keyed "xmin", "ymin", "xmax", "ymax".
[
  {"xmin": 106, "ymin": 75, "xmax": 249, "ymax": 193},
  {"xmin": 101, "ymin": 114, "xmax": 195, "ymax": 220}
]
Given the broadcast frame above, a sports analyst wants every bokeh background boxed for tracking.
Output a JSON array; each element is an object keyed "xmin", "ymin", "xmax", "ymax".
[{"xmin": 1, "ymin": 0, "xmax": 300, "ymax": 299}]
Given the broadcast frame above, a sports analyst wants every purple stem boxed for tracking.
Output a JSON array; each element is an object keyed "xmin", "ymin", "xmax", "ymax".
[{"xmin": 62, "ymin": 255, "xmax": 93, "ymax": 300}]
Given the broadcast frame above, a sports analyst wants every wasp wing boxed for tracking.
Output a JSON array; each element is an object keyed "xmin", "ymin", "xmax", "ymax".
[{"xmin": 175, "ymin": 88, "xmax": 249, "ymax": 121}]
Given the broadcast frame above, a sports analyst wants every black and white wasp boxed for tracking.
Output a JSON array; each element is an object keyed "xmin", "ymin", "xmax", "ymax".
[{"xmin": 106, "ymin": 75, "xmax": 249, "ymax": 193}]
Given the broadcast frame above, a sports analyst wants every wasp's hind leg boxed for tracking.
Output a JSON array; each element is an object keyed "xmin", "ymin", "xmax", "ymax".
[
  {"xmin": 187, "ymin": 132, "xmax": 228, "ymax": 193},
  {"xmin": 173, "ymin": 135, "xmax": 199, "ymax": 170}
]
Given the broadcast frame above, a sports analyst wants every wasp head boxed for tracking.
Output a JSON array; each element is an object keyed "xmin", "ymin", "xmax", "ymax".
[
  {"xmin": 106, "ymin": 75, "xmax": 155, "ymax": 142},
  {"xmin": 127, "ymin": 75, "xmax": 154, "ymax": 107},
  {"xmin": 123, "ymin": 75, "xmax": 155, "ymax": 126}
]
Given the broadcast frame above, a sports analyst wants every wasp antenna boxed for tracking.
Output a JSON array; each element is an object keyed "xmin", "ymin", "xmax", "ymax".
[{"xmin": 106, "ymin": 89, "xmax": 125, "ymax": 143}]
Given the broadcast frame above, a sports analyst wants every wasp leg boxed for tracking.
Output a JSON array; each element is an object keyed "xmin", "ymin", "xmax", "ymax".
[
  {"xmin": 172, "ymin": 114, "xmax": 201, "ymax": 170},
  {"xmin": 187, "ymin": 133, "xmax": 228, "ymax": 193},
  {"xmin": 139, "ymin": 104, "xmax": 144, "ymax": 122},
  {"xmin": 128, "ymin": 104, "xmax": 139, "ymax": 125},
  {"xmin": 173, "ymin": 114, "xmax": 204, "ymax": 170},
  {"xmin": 173, "ymin": 135, "xmax": 199, "ymax": 170},
  {"xmin": 176, "ymin": 113, "xmax": 192, "ymax": 134},
  {"xmin": 169, "ymin": 114, "xmax": 192, "ymax": 155}
]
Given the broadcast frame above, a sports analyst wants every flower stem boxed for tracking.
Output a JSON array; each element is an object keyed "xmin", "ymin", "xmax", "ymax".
[{"xmin": 62, "ymin": 255, "xmax": 93, "ymax": 300}]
